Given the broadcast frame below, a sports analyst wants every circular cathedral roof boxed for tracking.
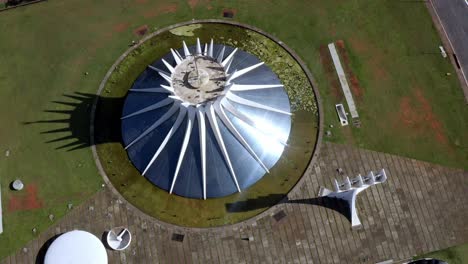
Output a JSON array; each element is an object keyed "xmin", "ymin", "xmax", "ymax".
[{"xmin": 121, "ymin": 38, "xmax": 292, "ymax": 199}]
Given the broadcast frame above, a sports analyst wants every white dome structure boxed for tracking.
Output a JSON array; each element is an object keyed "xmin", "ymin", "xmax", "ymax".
[{"xmin": 44, "ymin": 230, "xmax": 108, "ymax": 264}]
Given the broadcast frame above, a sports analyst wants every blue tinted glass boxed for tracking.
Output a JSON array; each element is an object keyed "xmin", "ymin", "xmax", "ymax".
[{"xmin": 121, "ymin": 43, "xmax": 291, "ymax": 199}]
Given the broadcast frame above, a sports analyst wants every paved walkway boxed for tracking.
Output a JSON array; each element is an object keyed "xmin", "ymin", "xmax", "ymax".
[{"xmin": 2, "ymin": 142, "xmax": 467, "ymax": 264}]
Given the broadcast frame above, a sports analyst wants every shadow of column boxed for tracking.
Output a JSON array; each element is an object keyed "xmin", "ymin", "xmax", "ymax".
[
  {"xmin": 23, "ymin": 92, "xmax": 124, "ymax": 151},
  {"xmin": 225, "ymin": 194, "xmax": 352, "ymax": 224},
  {"xmin": 35, "ymin": 233, "xmax": 62, "ymax": 264}
]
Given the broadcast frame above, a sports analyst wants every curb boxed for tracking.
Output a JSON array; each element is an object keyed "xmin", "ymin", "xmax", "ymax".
[
  {"xmin": 425, "ymin": 0, "xmax": 468, "ymax": 104},
  {"xmin": 90, "ymin": 19, "xmax": 324, "ymax": 233}
]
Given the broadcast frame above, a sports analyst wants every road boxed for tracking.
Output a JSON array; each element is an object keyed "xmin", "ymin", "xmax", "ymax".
[{"xmin": 430, "ymin": 0, "xmax": 468, "ymax": 100}]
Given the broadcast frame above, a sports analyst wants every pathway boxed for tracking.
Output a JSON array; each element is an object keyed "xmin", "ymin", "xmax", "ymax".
[{"xmin": 1, "ymin": 142, "xmax": 467, "ymax": 263}]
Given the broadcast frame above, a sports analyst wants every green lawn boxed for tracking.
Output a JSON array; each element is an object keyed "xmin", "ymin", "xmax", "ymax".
[
  {"xmin": 310, "ymin": 1, "xmax": 468, "ymax": 169},
  {"xmin": 0, "ymin": 0, "xmax": 467, "ymax": 260},
  {"xmin": 415, "ymin": 243, "xmax": 468, "ymax": 264}
]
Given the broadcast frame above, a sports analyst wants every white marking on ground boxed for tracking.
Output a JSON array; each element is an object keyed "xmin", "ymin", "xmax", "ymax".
[
  {"xmin": 328, "ymin": 43, "xmax": 359, "ymax": 118},
  {"xmin": 0, "ymin": 182, "xmax": 3, "ymax": 234}
]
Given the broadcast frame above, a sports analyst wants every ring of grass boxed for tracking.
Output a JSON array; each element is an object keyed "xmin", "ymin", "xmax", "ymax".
[{"xmin": 92, "ymin": 21, "xmax": 321, "ymax": 228}]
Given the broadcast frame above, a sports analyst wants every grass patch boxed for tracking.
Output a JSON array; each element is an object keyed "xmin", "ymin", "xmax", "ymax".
[
  {"xmin": 0, "ymin": 0, "xmax": 466, "ymax": 259},
  {"xmin": 313, "ymin": 1, "xmax": 468, "ymax": 168},
  {"xmin": 415, "ymin": 243, "xmax": 468, "ymax": 264}
]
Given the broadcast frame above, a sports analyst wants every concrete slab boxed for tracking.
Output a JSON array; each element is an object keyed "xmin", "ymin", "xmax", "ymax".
[
  {"xmin": 328, "ymin": 43, "xmax": 359, "ymax": 118},
  {"xmin": 0, "ymin": 182, "xmax": 3, "ymax": 234}
]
